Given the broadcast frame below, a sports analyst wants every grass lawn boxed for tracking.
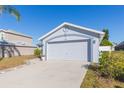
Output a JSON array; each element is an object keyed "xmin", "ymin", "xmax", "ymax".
[
  {"xmin": 80, "ymin": 66, "xmax": 124, "ymax": 88},
  {"xmin": 0, "ymin": 55, "xmax": 36, "ymax": 70}
]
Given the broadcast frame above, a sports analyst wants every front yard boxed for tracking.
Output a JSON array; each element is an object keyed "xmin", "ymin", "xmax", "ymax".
[
  {"xmin": 81, "ymin": 51, "xmax": 124, "ymax": 88},
  {"xmin": 0, "ymin": 55, "xmax": 36, "ymax": 70},
  {"xmin": 80, "ymin": 66, "xmax": 124, "ymax": 88}
]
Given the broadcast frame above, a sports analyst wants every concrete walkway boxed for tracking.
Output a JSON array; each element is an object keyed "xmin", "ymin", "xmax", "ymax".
[{"xmin": 0, "ymin": 59, "xmax": 89, "ymax": 88}]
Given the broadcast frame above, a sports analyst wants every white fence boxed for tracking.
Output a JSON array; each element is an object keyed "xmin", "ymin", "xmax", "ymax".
[{"xmin": 99, "ymin": 46, "xmax": 115, "ymax": 52}]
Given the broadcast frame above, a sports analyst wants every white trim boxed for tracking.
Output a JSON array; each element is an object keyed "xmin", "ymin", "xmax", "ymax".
[
  {"xmin": 38, "ymin": 23, "xmax": 65, "ymax": 40},
  {"xmin": 38, "ymin": 22, "xmax": 105, "ymax": 40}
]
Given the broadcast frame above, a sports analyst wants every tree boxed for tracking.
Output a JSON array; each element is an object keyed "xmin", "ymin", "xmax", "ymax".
[
  {"xmin": 0, "ymin": 5, "xmax": 20, "ymax": 21},
  {"xmin": 0, "ymin": 5, "xmax": 20, "ymax": 57},
  {"xmin": 100, "ymin": 29, "xmax": 113, "ymax": 46},
  {"xmin": 102, "ymin": 29, "xmax": 109, "ymax": 40}
]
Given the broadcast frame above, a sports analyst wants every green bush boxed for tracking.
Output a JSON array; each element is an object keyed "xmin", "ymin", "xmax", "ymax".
[
  {"xmin": 99, "ymin": 51, "xmax": 124, "ymax": 81},
  {"xmin": 99, "ymin": 52, "xmax": 112, "ymax": 77},
  {"xmin": 34, "ymin": 48, "xmax": 41, "ymax": 57},
  {"xmin": 100, "ymin": 39, "xmax": 113, "ymax": 46}
]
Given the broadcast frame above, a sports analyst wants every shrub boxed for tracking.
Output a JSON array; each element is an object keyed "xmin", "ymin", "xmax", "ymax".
[
  {"xmin": 100, "ymin": 39, "xmax": 113, "ymax": 46},
  {"xmin": 34, "ymin": 48, "xmax": 41, "ymax": 57},
  {"xmin": 99, "ymin": 51, "xmax": 124, "ymax": 81},
  {"xmin": 99, "ymin": 52, "xmax": 112, "ymax": 77}
]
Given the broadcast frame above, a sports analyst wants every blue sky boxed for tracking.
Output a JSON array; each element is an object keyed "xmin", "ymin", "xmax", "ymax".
[{"xmin": 0, "ymin": 5, "xmax": 124, "ymax": 44}]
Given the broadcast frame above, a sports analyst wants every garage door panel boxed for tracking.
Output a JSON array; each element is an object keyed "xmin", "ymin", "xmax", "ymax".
[{"xmin": 47, "ymin": 40, "xmax": 88, "ymax": 61}]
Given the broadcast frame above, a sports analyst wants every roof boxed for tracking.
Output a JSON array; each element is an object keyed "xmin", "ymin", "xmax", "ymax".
[
  {"xmin": 116, "ymin": 41, "xmax": 124, "ymax": 47},
  {"xmin": 0, "ymin": 29, "xmax": 32, "ymax": 38},
  {"xmin": 38, "ymin": 22, "xmax": 105, "ymax": 40},
  {"xmin": 115, "ymin": 41, "xmax": 124, "ymax": 50}
]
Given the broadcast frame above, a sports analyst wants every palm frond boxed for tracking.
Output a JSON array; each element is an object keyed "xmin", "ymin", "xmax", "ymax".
[
  {"xmin": 0, "ymin": 5, "xmax": 20, "ymax": 21},
  {"xmin": 0, "ymin": 5, "xmax": 4, "ymax": 14}
]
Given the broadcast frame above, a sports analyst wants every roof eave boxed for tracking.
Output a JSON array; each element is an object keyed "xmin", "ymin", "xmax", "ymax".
[
  {"xmin": 38, "ymin": 22, "xmax": 105, "ymax": 41},
  {"xmin": 38, "ymin": 23, "xmax": 65, "ymax": 40}
]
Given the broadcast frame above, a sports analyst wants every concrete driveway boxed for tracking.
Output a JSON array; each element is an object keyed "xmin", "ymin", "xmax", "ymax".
[{"xmin": 0, "ymin": 59, "xmax": 89, "ymax": 88}]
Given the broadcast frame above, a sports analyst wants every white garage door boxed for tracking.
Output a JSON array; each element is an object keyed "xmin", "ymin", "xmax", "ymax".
[{"xmin": 47, "ymin": 40, "xmax": 89, "ymax": 61}]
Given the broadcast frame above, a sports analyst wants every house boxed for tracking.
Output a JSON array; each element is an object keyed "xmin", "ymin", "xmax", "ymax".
[
  {"xmin": 38, "ymin": 22, "xmax": 104, "ymax": 63},
  {"xmin": 0, "ymin": 29, "xmax": 36, "ymax": 57},
  {"xmin": 115, "ymin": 41, "xmax": 124, "ymax": 50}
]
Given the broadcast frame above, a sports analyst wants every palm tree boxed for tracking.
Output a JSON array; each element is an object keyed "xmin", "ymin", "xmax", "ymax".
[
  {"xmin": 0, "ymin": 5, "xmax": 20, "ymax": 21},
  {"xmin": 0, "ymin": 5, "xmax": 20, "ymax": 57}
]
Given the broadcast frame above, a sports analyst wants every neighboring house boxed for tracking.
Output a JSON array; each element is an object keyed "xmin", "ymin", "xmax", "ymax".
[
  {"xmin": 0, "ymin": 29, "xmax": 36, "ymax": 57},
  {"xmin": 115, "ymin": 41, "xmax": 124, "ymax": 50},
  {"xmin": 38, "ymin": 22, "xmax": 104, "ymax": 63}
]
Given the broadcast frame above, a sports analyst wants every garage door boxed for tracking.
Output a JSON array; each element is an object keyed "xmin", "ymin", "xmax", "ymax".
[{"xmin": 47, "ymin": 40, "xmax": 89, "ymax": 61}]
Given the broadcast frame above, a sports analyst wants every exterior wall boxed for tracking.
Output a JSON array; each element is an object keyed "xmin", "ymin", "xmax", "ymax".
[
  {"xmin": 42, "ymin": 26, "xmax": 100, "ymax": 63},
  {"xmin": 15, "ymin": 46, "xmax": 36, "ymax": 55},
  {"xmin": 0, "ymin": 30, "xmax": 36, "ymax": 57},
  {"xmin": 92, "ymin": 39, "xmax": 100, "ymax": 62},
  {"xmin": 4, "ymin": 32, "xmax": 32, "ymax": 46},
  {"xmin": 0, "ymin": 32, "xmax": 5, "ymax": 40},
  {"xmin": 0, "ymin": 45, "xmax": 36, "ymax": 57}
]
